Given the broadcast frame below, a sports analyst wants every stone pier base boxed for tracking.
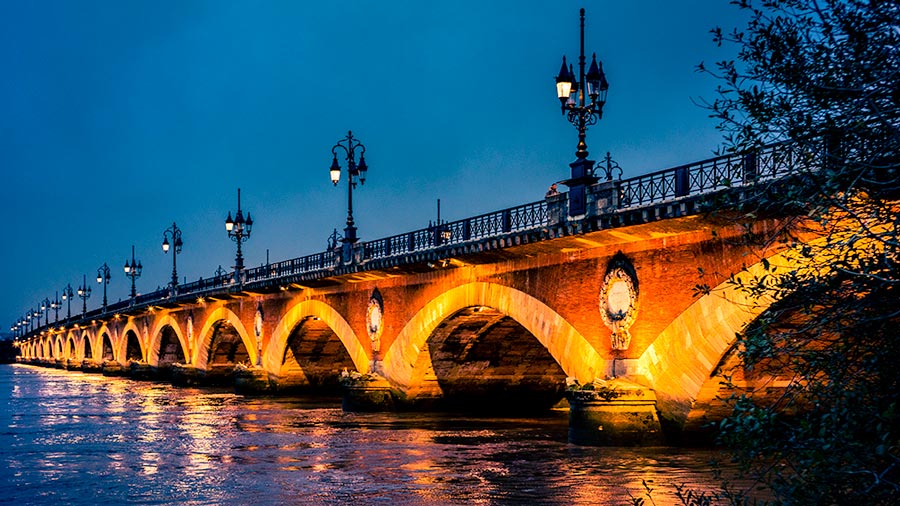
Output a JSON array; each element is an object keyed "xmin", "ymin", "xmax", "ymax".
[
  {"xmin": 129, "ymin": 362, "xmax": 155, "ymax": 381},
  {"xmin": 170, "ymin": 364, "xmax": 203, "ymax": 386},
  {"xmin": 341, "ymin": 373, "xmax": 396, "ymax": 412},
  {"xmin": 102, "ymin": 360, "xmax": 126, "ymax": 376},
  {"xmin": 234, "ymin": 367, "xmax": 272, "ymax": 395},
  {"xmin": 65, "ymin": 359, "xmax": 82, "ymax": 371},
  {"xmin": 566, "ymin": 379, "xmax": 664, "ymax": 446},
  {"xmin": 82, "ymin": 360, "xmax": 103, "ymax": 373}
]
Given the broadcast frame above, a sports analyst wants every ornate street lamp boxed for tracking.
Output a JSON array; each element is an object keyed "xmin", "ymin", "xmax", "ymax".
[
  {"xmin": 554, "ymin": 8, "xmax": 609, "ymax": 216},
  {"xmin": 124, "ymin": 245, "xmax": 143, "ymax": 300},
  {"xmin": 77, "ymin": 274, "xmax": 91, "ymax": 317},
  {"xmin": 225, "ymin": 189, "xmax": 252, "ymax": 279},
  {"xmin": 162, "ymin": 222, "xmax": 184, "ymax": 293},
  {"xmin": 40, "ymin": 298, "xmax": 51, "ymax": 329},
  {"xmin": 26, "ymin": 311, "xmax": 33, "ymax": 332},
  {"xmin": 329, "ymin": 131, "xmax": 369, "ymax": 245},
  {"xmin": 97, "ymin": 263, "xmax": 112, "ymax": 312},
  {"xmin": 61, "ymin": 284, "xmax": 74, "ymax": 321},
  {"xmin": 50, "ymin": 291, "xmax": 61, "ymax": 324}
]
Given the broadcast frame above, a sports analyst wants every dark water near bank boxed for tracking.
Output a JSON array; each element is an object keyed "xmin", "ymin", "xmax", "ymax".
[{"xmin": 1, "ymin": 365, "xmax": 745, "ymax": 505}]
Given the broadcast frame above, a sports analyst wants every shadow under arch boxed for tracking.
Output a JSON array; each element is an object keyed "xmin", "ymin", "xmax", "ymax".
[
  {"xmin": 264, "ymin": 299, "xmax": 368, "ymax": 377},
  {"xmin": 193, "ymin": 306, "xmax": 256, "ymax": 371},
  {"xmin": 65, "ymin": 335, "xmax": 77, "ymax": 360},
  {"xmin": 636, "ymin": 249, "xmax": 797, "ymax": 430},
  {"xmin": 382, "ymin": 282, "xmax": 604, "ymax": 395},
  {"xmin": 147, "ymin": 315, "xmax": 189, "ymax": 368},
  {"xmin": 117, "ymin": 320, "xmax": 145, "ymax": 363}
]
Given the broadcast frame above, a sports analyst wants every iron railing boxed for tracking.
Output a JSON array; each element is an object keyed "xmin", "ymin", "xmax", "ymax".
[{"xmin": 618, "ymin": 142, "xmax": 803, "ymax": 208}]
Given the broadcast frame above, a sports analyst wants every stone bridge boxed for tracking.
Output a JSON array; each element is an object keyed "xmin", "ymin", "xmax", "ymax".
[{"xmin": 16, "ymin": 142, "xmax": 811, "ymax": 444}]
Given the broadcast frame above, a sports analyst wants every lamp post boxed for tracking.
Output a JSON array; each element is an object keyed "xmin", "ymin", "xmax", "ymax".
[
  {"xmin": 77, "ymin": 274, "xmax": 91, "ymax": 317},
  {"xmin": 50, "ymin": 292, "xmax": 61, "ymax": 324},
  {"xmin": 124, "ymin": 245, "xmax": 143, "ymax": 300},
  {"xmin": 554, "ymin": 8, "xmax": 609, "ymax": 216},
  {"xmin": 329, "ymin": 131, "xmax": 369, "ymax": 245},
  {"xmin": 162, "ymin": 222, "xmax": 183, "ymax": 293},
  {"xmin": 32, "ymin": 307, "xmax": 41, "ymax": 330},
  {"xmin": 40, "ymin": 298, "xmax": 51, "ymax": 329},
  {"xmin": 96, "ymin": 263, "xmax": 111, "ymax": 312},
  {"xmin": 225, "ymin": 189, "xmax": 252, "ymax": 280},
  {"xmin": 26, "ymin": 312, "xmax": 32, "ymax": 333},
  {"xmin": 61, "ymin": 284, "xmax": 74, "ymax": 321}
]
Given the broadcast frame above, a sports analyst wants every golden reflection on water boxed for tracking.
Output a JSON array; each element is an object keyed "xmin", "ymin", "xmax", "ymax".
[{"xmin": 4, "ymin": 365, "xmax": 745, "ymax": 506}]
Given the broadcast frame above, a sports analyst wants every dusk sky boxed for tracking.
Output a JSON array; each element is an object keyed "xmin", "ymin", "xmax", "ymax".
[{"xmin": 2, "ymin": 1, "xmax": 747, "ymax": 331}]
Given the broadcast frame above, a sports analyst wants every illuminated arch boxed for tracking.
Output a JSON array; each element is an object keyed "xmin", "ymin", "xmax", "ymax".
[
  {"xmin": 263, "ymin": 299, "xmax": 369, "ymax": 376},
  {"xmin": 147, "ymin": 314, "xmax": 189, "ymax": 366},
  {"xmin": 382, "ymin": 282, "xmax": 604, "ymax": 392},
  {"xmin": 53, "ymin": 335, "xmax": 64, "ymax": 359},
  {"xmin": 193, "ymin": 306, "xmax": 256, "ymax": 370},
  {"xmin": 636, "ymin": 250, "xmax": 795, "ymax": 426},
  {"xmin": 65, "ymin": 335, "xmax": 77, "ymax": 360},
  {"xmin": 117, "ymin": 320, "xmax": 146, "ymax": 363}
]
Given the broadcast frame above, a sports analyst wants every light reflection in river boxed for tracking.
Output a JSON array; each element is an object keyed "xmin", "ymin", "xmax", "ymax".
[{"xmin": 1, "ymin": 365, "xmax": 745, "ymax": 505}]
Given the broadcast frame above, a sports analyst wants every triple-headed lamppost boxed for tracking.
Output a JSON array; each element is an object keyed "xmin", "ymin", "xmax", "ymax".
[
  {"xmin": 97, "ymin": 263, "xmax": 111, "ymax": 312},
  {"xmin": 162, "ymin": 222, "xmax": 183, "ymax": 293},
  {"xmin": 554, "ymin": 8, "xmax": 609, "ymax": 216},
  {"xmin": 329, "ymin": 131, "xmax": 369, "ymax": 247},
  {"xmin": 77, "ymin": 275, "xmax": 91, "ymax": 318},
  {"xmin": 124, "ymin": 245, "xmax": 143, "ymax": 300},
  {"xmin": 50, "ymin": 292, "xmax": 61, "ymax": 324},
  {"xmin": 225, "ymin": 190, "xmax": 252, "ymax": 281},
  {"xmin": 62, "ymin": 284, "xmax": 74, "ymax": 321},
  {"xmin": 40, "ymin": 298, "xmax": 51, "ymax": 328}
]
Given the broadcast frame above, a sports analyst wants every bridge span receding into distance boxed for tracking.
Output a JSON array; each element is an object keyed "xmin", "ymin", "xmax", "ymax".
[{"xmin": 15, "ymin": 141, "xmax": 812, "ymax": 445}]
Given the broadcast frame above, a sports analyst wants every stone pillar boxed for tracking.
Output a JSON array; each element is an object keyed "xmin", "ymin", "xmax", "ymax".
[
  {"xmin": 566, "ymin": 379, "xmax": 664, "ymax": 446},
  {"xmin": 546, "ymin": 192, "xmax": 568, "ymax": 226},
  {"xmin": 586, "ymin": 179, "xmax": 623, "ymax": 214}
]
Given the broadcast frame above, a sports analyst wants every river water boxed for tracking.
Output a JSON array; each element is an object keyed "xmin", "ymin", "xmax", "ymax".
[{"xmin": 1, "ymin": 364, "xmax": 744, "ymax": 505}]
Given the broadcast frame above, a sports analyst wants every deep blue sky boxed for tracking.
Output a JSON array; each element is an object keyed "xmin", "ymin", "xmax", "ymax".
[{"xmin": 2, "ymin": 1, "xmax": 747, "ymax": 331}]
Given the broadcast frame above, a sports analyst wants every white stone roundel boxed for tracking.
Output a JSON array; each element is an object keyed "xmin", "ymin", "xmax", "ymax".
[
  {"xmin": 599, "ymin": 262, "xmax": 638, "ymax": 350},
  {"xmin": 366, "ymin": 291, "xmax": 384, "ymax": 352}
]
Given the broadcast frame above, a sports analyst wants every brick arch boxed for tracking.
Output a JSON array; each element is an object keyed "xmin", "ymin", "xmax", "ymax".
[
  {"xmin": 636, "ymin": 250, "xmax": 794, "ymax": 427},
  {"xmin": 117, "ymin": 320, "xmax": 145, "ymax": 363},
  {"xmin": 382, "ymin": 282, "xmax": 605, "ymax": 393},
  {"xmin": 147, "ymin": 314, "xmax": 189, "ymax": 367},
  {"xmin": 65, "ymin": 335, "xmax": 77, "ymax": 360},
  {"xmin": 193, "ymin": 307, "xmax": 255, "ymax": 370},
  {"xmin": 52, "ymin": 335, "xmax": 62, "ymax": 359},
  {"xmin": 263, "ymin": 299, "xmax": 368, "ymax": 376}
]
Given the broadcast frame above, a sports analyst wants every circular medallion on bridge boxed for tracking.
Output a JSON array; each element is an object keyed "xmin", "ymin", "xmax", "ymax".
[
  {"xmin": 366, "ymin": 288, "xmax": 384, "ymax": 353},
  {"xmin": 599, "ymin": 255, "xmax": 639, "ymax": 351}
]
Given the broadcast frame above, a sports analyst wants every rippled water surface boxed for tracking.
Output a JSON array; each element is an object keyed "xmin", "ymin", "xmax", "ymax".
[{"xmin": 1, "ymin": 365, "xmax": 739, "ymax": 505}]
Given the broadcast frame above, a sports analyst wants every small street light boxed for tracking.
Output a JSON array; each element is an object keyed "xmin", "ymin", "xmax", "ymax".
[
  {"xmin": 61, "ymin": 284, "xmax": 74, "ymax": 321},
  {"xmin": 329, "ymin": 131, "xmax": 369, "ymax": 245},
  {"xmin": 40, "ymin": 298, "xmax": 51, "ymax": 329},
  {"xmin": 77, "ymin": 274, "xmax": 92, "ymax": 317},
  {"xmin": 124, "ymin": 245, "xmax": 143, "ymax": 300},
  {"xmin": 50, "ymin": 292, "xmax": 61, "ymax": 324},
  {"xmin": 554, "ymin": 8, "xmax": 609, "ymax": 216},
  {"xmin": 97, "ymin": 263, "xmax": 112, "ymax": 312},
  {"xmin": 225, "ymin": 189, "xmax": 252, "ymax": 280},
  {"xmin": 162, "ymin": 222, "xmax": 184, "ymax": 293}
]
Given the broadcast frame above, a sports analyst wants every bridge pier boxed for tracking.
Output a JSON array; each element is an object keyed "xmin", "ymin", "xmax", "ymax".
[
  {"xmin": 341, "ymin": 370, "xmax": 398, "ymax": 411},
  {"xmin": 234, "ymin": 366, "xmax": 272, "ymax": 394},
  {"xmin": 566, "ymin": 379, "xmax": 664, "ymax": 446}
]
